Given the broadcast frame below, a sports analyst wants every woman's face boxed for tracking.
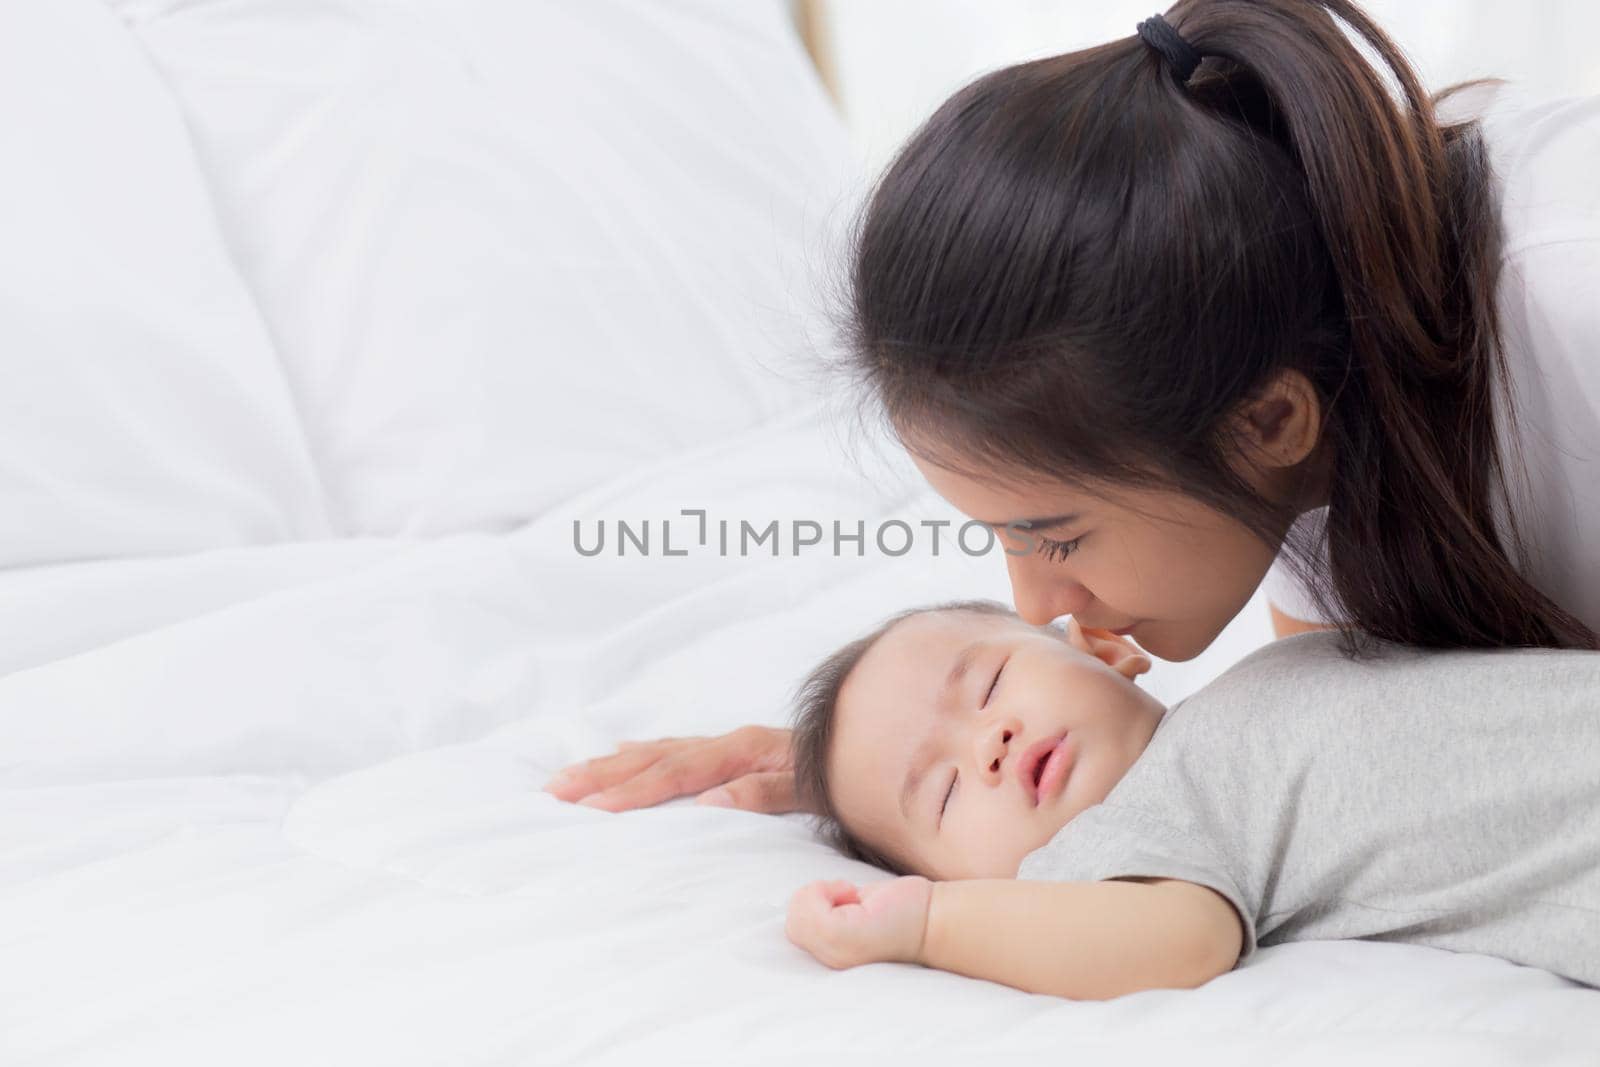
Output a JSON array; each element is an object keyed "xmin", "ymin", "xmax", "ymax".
[{"xmin": 911, "ymin": 455, "xmax": 1282, "ymax": 662}]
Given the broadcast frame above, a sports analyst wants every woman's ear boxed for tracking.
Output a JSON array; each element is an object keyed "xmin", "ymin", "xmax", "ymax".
[
  {"xmin": 1065, "ymin": 617, "xmax": 1153, "ymax": 679},
  {"xmin": 1227, "ymin": 368, "xmax": 1323, "ymax": 474}
]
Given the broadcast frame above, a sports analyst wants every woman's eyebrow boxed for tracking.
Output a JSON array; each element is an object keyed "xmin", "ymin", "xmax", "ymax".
[
  {"xmin": 977, "ymin": 512, "xmax": 1081, "ymax": 532},
  {"xmin": 897, "ymin": 640, "xmax": 981, "ymax": 823}
]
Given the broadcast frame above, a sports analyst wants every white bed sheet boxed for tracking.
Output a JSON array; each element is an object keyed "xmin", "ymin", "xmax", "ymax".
[{"xmin": 4, "ymin": 409, "xmax": 1598, "ymax": 1067}]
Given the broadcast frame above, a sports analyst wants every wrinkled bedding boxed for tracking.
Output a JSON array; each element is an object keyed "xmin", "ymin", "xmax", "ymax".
[{"xmin": 6, "ymin": 414, "xmax": 1599, "ymax": 1065}]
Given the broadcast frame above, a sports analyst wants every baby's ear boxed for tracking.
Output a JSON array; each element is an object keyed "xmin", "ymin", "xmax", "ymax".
[{"xmin": 1065, "ymin": 617, "xmax": 1153, "ymax": 680}]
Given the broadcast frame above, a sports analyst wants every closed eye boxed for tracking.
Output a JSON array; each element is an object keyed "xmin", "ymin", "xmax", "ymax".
[
  {"xmin": 1038, "ymin": 534, "xmax": 1084, "ymax": 562},
  {"xmin": 982, "ymin": 659, "xmax": 1005, "ymax": 707},
  {"xmin": 942, "ymin": 659, "xmax": 1006, "ymax": 827}
]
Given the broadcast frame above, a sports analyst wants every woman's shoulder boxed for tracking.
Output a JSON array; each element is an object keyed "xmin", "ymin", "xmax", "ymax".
[
  {"xmin": 1454, "ymin": 87, "xmax": 1600, "ymax": 529},
  {"xmin": 1469, "ymin": 88, "xmax": 1600, "ymax": 483}
]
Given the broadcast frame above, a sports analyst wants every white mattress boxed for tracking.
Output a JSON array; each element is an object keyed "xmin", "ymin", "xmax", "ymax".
[{"xmin": 4, "ymin": 1, "xmax": 1598, "ymax": 1063}]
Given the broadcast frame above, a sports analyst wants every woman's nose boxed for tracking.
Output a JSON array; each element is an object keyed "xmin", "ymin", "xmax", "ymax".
[{"xmin": 1006, "ymin": 551, "xmax": 1092, "ymax": 626}]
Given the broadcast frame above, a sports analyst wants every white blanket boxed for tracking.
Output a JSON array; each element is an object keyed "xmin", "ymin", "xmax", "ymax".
[{"xmin": 5, "ymin": 409, "xmax": 1599, "ymax": 1065}]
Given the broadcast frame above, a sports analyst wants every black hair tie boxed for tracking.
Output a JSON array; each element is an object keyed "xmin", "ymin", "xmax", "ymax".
[{"xmin": 1137, "ymin": 13, "xmax": 1203, "ymax": 83}]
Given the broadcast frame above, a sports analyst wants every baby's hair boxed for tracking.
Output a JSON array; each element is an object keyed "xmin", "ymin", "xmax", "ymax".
[{"xmin": 789, "ymin": 598, "xmax": 1017, "ymax": 876}]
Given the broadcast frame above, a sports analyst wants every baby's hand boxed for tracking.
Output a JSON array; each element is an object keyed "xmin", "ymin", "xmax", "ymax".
[{"xmin": 785, "ymin": 876, "xmax": 933, "ymax": 970}]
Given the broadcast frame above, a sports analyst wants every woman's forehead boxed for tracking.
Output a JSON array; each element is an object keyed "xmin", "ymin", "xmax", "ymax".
[{"xmin": 907, "ymin": 455, "xmax": 1138, "ymax": 525}]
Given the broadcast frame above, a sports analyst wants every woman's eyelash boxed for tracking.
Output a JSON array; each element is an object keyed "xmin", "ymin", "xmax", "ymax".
[
  {"xmin": 940, "ymin": 772, "xmax": 956, "ymax": 821},
  {"xmin": 1038, "ymin": 534, "xmax": 1084, "ymax": 562}
]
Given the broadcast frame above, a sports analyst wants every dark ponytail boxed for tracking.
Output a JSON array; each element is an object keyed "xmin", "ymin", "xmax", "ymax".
[{"xmin": 843, "ymin": 0, "xmax": 1596, "ymax": 656}]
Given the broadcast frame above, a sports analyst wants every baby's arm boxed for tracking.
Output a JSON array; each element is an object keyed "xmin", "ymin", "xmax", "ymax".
[{"xmin": 922, "ymin": 877, "xmax": 1243, "ymax": 999}]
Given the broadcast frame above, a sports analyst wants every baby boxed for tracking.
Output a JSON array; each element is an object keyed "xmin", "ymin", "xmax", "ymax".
[{"xmin": 783, "ymin": 599, "xmax": 1600, "ymax": 999}]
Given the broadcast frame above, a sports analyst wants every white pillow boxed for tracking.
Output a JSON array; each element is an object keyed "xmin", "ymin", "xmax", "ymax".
[
  {"xmin": 115, "ymin": 0, "xmax": 863, "ymax": 536},
  {"xmin": 0, "ymin": 0, "xmax": 329, "ymax": 569}
]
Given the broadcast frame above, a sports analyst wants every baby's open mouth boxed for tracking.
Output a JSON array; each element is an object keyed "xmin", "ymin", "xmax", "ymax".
[{"xmin": 1017, "ymin": 734, "xmax": 1068, "ymax": 805}]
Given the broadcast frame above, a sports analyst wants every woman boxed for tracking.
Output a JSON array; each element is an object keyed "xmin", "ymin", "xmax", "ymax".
[{"xmin": 546, "ymin": 0, "xmax": 1598, "ymax": 814}]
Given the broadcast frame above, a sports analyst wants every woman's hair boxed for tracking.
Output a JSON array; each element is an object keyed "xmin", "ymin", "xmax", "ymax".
[
  {"xmin": 840, "ymin": 0, "xmax": 1596, "ymax": 656},
  {"xmin": 790, "ymin": 599, "xmax": 1016, "ymax": 876}
]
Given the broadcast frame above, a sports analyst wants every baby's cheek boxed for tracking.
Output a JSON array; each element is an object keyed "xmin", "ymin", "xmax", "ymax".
[{"xmin": 849, "ymin": 809, "xmax": 921, "ymax": 876}]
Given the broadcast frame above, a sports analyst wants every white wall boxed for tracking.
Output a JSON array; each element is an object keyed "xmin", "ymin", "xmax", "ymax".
[{"xmin": 820, "ymin": 0, "xmax": 1600, "ymax": 176}]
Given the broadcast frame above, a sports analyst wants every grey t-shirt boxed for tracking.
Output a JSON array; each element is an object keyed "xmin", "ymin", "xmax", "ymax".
[{"xmin": 1015, "ymin": 631, "xmax": 1600, "ymax": 986}]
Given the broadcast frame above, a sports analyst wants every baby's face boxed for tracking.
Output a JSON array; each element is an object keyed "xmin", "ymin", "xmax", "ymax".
[{"xmin": 829, "ymin": 609, "xmax": 1165, "ymax": 881}]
